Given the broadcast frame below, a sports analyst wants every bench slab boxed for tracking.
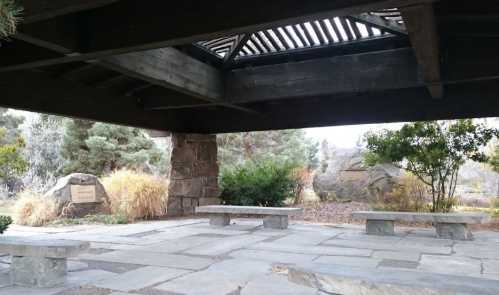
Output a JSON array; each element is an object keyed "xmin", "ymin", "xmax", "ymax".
[
  {"xmin": 196, "ymin": 205, "xmax": 303, "ymax": 229},
  {"xmin": 0, "ymin": 238, "xmax": 89, "ymax": 287},
  {"xmin": 0, "ymin": 237, "xmax": 90, "ymax": 258},
  {"xmin": 352, "ymin": 211, "xmax": 490, "ymax": 240},
  {"xmin": 352, "ymin": 211, "xmax": 490, "ymax": 224},
  {"xmin": 196, "ymin": 205, "xmax": 303, "ymax": 216}
]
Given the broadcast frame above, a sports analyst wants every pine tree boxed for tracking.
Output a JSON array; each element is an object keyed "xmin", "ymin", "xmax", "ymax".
[
  {"xmin": 218, "ymin": 130, "xmax": 318, "ymax": 169},
  {"xmin": 61, "ymin": 119, "xmax": 166, "ymax": 176}
]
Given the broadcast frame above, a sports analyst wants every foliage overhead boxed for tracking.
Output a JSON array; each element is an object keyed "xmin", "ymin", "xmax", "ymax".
[
  {"xmin": 219, "ymin": 161, "xmax": 298, "ymax": 207},
  {"xmin": 61, "ymin": 119, "xmax": 166, "ymax": 176},
  {"xmin": 218, "ymin": 130, "xmax": 318, "ymax": 170},
  {"xmin": 0, "ymin": 0, "xmax": 23, "ymax": 39},
  {"xmin": 364, "ymin": 120, "xmax": 498, "ymax": 212}
]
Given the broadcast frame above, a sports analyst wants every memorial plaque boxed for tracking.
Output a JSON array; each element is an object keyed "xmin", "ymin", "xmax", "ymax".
[{"xmin": 70, "ymin": 185, "xmax": 97, "ymax": 203}]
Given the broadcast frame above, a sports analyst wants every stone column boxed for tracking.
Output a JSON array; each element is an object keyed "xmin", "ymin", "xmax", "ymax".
[{"xmin": 167, "ymin": 133, "xmax": 220, "ymax": 216}]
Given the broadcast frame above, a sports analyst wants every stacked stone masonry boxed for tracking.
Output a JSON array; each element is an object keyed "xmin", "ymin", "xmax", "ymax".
[{"xmin": 168, "ymin": 133, "xmax": 221, "ymax": 216}]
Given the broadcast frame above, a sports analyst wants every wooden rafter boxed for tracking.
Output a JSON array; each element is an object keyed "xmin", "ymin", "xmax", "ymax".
[{"xmin": 401, "ymin": 4, "xmax": 443, "ymax": 98}]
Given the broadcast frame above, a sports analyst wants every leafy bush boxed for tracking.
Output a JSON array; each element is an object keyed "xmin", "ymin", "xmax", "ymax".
[
  {"xmin": 13, "ymin": 190, "xmax": 59, "ymax": 226},
  {"xmin": 219, "ymin": 161, "xmax": 297, "ymax": 207},
  {"xmin": 0, "ymin": 215, "xmax": 12, "ymax": 233},
  {"xmin": 101, "ymin": 169, "xmax": 168, "ymax": 221}
]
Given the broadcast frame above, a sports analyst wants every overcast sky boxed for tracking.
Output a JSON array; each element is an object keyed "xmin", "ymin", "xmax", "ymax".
[{"xmin": 305, "ymin": 118, "xmax": 499, "ymax": 149}]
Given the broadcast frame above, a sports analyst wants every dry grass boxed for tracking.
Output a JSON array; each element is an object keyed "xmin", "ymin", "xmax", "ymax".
[
  {"xmin": 13, "ymin": 190, "xmax": 59, "ymax": 226},
  {"xmin": 102, "ymin": 169, "xmax": 168, "ymax": 222}
]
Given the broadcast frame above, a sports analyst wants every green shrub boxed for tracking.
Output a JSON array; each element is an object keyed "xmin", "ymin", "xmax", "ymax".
[
  {"xmin": 0, "ymin": 215, "xmax": 12, "ymax": 233},
  {"xmin": 492, "ymin": 197, "xmax": 499, "ymax": 209},
  {"xmin": 220, "ymin": 161, "xmax": 297, "ymax": 207}
]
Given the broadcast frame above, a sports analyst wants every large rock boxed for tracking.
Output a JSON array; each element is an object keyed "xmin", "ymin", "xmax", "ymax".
[
  {"xmin": 44, "ymin": 173, "xmax": 110, "ymax": 218},
  {"xmin": 313, "ymin": 149, "xmax": 402, "ymax": 202}
]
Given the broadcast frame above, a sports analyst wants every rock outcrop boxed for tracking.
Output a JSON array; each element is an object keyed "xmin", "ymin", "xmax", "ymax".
[
  {"xmin": 44, "ymin": 173, "xmax": 110, "ymax": 218},
  {"xmin": 313, "ymin": 149, "xmax": 402, "ymax": 202}
]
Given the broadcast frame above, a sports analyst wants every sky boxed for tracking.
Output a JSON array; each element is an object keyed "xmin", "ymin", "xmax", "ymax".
[{"xmin": 305, "ymin": 118, "xmax": 499, "ymax": 149}]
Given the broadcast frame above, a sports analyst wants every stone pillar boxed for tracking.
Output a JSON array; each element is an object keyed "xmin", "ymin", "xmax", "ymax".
[{"xmin": 167, "ymin": 133, "xmax": 220, "ymax": 216}]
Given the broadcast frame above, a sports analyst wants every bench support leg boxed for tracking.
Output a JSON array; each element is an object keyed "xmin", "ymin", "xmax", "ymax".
[
  {"xmin": 366, "ymin": 220, "xmax": 395, "ymax": 236},
  {"xmin": 435, "ymin": 223, "xmax": 472, "ymax": 240},
  {"xmin": 263, "ymin": 216, "xmax": 288, "ymax": 229},
  {"xmin": 209, "ymin": 214, "xmax": 230, "ymax": 226},
  {"xmin": 10, "ymin": 256, "xmax": 67, "ymax": 287}
]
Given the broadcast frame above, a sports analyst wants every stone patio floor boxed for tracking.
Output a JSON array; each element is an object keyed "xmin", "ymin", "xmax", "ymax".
[{"xmin": 0, "ymin": 218, "xmax": 498, "ymax": 294}]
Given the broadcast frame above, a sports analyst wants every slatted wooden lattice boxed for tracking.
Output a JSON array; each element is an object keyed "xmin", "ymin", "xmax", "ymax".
[{"xmin": 197, "ymin": 11, "xmax": 403, "ymax": 60}]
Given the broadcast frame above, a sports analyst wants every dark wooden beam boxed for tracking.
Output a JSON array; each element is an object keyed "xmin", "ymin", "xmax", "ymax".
[
  {"xmin": 226, "ymin": 48, "xmax": 422, "ymax": 103},
  {"xmin": 0, "ymin": 70, "xmax": 186, "ymax": 131},
  {"xmin": 174, "ymin": 81, "xmax": 499, "ymax": 133},
  {"xmin": 21, "ymin": 0, "xmax": 119, "ymax": 23},
  {"xmin": 102, "ymin": 48, "xmax": 224, "ymax": 100},
  {"xmin": 401, "ymin": 4, "xmax": 443, "ymax": 98},
  {"xmin": 347, "ymin": 13, "xmax": 407, "ymax": 35},
  {"xmin": 3, "ymin": 35, "xmax": 256, "ymax": 114},
  {"xmin": 229, "ymin": 35, "xmax": 410, "ymax": 68},
  {"xmin": 4, "ymin": 0, "xmax": 433, "ymax": 70}
]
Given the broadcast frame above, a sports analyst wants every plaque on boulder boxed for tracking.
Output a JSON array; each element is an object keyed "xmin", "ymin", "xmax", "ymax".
[
  {"xmin": 45, "ymin": 173, "xmax": 110, "ymax": 218},
  {"xmin": 70, "ymin": 185, "xmax": 97, "ymax": 203}
]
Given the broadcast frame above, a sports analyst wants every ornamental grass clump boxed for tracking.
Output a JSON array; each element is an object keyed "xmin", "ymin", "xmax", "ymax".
[
  {"xmin": 13, "ymin": 190, "xmax": 59, "ymax": 226},
  {"xmin": 101, "ymin": 169, "xmax": 168, "ymax": 222},
  {"xmin": 0, "ymin": 0, "xmax": 23, "ymax": 39}
]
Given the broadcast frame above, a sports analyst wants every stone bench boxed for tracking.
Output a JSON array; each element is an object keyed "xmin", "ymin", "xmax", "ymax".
[
  {"xmin": 195, "ymin": 205, "xmax": 303, "ymax": 229},
  {"xmin": 0, "ymin": 238, "xmax": 90, "ymax": 287},
  {"xmin": 352, "ymin": 211, "xmax": 490, "ymax": 240}
]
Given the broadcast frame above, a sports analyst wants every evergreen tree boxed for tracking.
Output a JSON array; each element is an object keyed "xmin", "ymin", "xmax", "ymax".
[
  {"xmin": 0, "ymin": 108, "xmax": 24, "ymax": 144},
  {"xmin": 0, "ymin": 108, "xmax": 26, "ymax": 195},
  {"xmin": 61, "ymin": 119, "xmax": 166, "ymax": 176},
  {"xmin": 490, "ymin": 145, "xmax": 499, "ymax": 173},
  {"xmin": 218, "ymin": 129, "xmax": 318, "ymax": 169}
]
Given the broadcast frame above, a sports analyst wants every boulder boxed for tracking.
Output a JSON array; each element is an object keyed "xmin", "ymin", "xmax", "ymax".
[
  {"xmin": 44, "ymin": 173, "xmax": 110, "ymax": 218},
  {"xmin": 313, "ymin": 149, "xmax": 402, "ymax": 202}
]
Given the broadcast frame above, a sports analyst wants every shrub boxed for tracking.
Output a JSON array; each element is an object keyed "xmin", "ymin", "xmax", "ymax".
[
  {"xmin": 13, "ymin": 190, "xmax": 59, "ymax": 226},
  {"xmin": 374, "ymin": 174, "xmax": 430, "ymax": 212},
  {"xmin": 0, "ymin": 215, "xmax": 12, "ymax": 233},
  {"xmin": 492, "ymin": 197, "xmax": 499, "ymax": 209},
  {"xmin": 101, "ymin": 169, "xmax": 168, "ymax": 221},
  {"xmin": 220, "ymin": 161, "xmax": 297, "ymax": 207}
]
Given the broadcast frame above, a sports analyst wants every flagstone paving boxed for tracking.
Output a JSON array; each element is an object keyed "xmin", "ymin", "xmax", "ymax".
[{"xmin": 0, "ymin": 219, "xmax": 498, "ymax": 294}]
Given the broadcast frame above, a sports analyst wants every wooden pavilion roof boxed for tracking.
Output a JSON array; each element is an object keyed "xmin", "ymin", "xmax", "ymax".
[{"xmin": 1, "ymin": 0, "xmax": 499, "ymax": 133}]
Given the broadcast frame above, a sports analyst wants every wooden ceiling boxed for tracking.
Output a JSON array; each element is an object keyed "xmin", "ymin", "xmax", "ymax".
[{"xmin": 1, "ymin": 0, "xmax": 499, "ymax": 133}]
